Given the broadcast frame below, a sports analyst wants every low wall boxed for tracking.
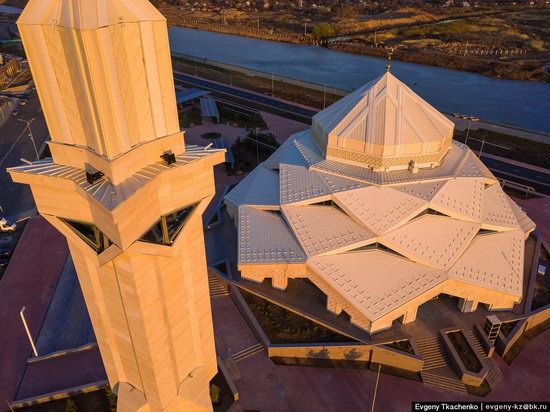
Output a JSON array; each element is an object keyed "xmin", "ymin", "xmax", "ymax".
[
  {"xmin": 441, "ymin": 328, "xmax": 488, "ymax": 387},
  {"xmin": 268, "ymin": 343, "xmax": 423, "ymax": 373},
  {"xmin": 496, "ymin": 306, "xmax": 550, "ymax": 358},
  {"xmin": 229, "ymin": 283, "xmax": 424, "ymax": 374}
]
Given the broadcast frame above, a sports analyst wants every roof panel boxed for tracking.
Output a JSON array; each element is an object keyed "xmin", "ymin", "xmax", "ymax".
[
  {"xmin": 448, "ymin": 230, "xmax": 524, "ymax": 296},
  {"xmin": 224, "ymin": 165, "xmax": 280, "ymax": 208},
  {"xmin": 380, "ymin": 215, "xmax": 480, "ymax": 270},
  {"xmin": 430, "ymin": 177, "xmax": 484, "ymax": 222},
  {"xmin": 481, "ymin": 184, "xmax": 520, "ymax": 231},
  {"xmin": 282, "ymin": 205, "xmax": 376, "ymax": 256},
  {"xmin": 308, "ymin": 251, "xmax": 446, "ymax": 321},
  {"xmin": 279, "ymin": 164, "xmax": 331, "ymax": 205},
  {"xmin": 333, "ymin": 186, "xmax": 427, "ymax": 235},
  {"xmin": 238, "ymin": 206, "xmax": 306, "ymax": 264}
]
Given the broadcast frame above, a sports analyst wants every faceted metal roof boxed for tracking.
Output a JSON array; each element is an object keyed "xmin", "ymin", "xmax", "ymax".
[
  {"xmin": 282, "ymin": 205, "xmax": 376, "ymax": 256},
  {"xmin": 312, "ymin": 72, "xmax": 454, "ymax": 171},
  {"xmin": 228, "ymin": 72, "xmax": 536, "ymax": 328}
]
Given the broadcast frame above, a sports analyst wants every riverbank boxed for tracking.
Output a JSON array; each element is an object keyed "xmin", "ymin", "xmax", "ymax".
[
  {"xmin": 161, "ymin": 5, "xmax": 550, "ymax": 83},
  {"xmin": 170, "ymin": 20, "xmax": 549, "ymax": 82}
]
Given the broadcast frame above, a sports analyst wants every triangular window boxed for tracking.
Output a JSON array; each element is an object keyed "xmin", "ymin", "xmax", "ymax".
[
  {"xmin": 140, "ymin": 203, "xmax": 197, "ymax": 246},
  {"xmin": 60, "ymin": 218, "xmax": 112, "ymax": 254}
]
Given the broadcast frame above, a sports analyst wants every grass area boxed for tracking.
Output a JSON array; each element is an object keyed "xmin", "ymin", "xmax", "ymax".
[
  {"xmin": 15, "ymin": 388, "xmax": 116, "ymax": 412},
  {"xmin": 179, "ymin": 107, "xmax": 202, "ymax": 128},
  {"xmin": 218, "ymin": 104, "xmax": 267, "ymax": 129},
  {"xmin": 448, "ymin": 331, "xmax": 483, "ymax": 373},
  {"xmin": 211, "ymin": 370, "xmax": 234, "ymax": 412},
  {"xmin": 454, "ymin": 128, "xmax": 550, "ymax": 169},
  {"xmin": 230, "ymin": 133, "xmax": 280, "ymax": 172},
  {"xmin": 385, "ymin": 339, "xmax": 414, "ymax": 354},
  {"xmin": 500, "ymin": 320, "xmax": 520, "ymax": 337},
  {"xmin": 172, "ymin": 56, "xmax": 343, "ymax": 109},
  {"xmin": 241, "ymin": 289, "xmax": 353, "ymax": 344}
]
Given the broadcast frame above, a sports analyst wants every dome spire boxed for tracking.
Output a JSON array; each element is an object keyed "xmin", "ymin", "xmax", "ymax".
[{"xmin": 386, "ymin": 47, "xmax": 394, "ymax": 73}]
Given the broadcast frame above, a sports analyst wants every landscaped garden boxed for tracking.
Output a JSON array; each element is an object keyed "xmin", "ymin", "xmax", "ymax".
[
  {"xmin": 447, "ymin": 331, "xmax": 483, "ymax": 373},
  {"xmin": 230, "ymin": 133, "xmax": 280, "ymax": 173},
  {"xmin": 179, "ymin": 107, "xmax": 202, "ymax": 128},
  {"xmin": 500, "ymin": 320, "xmax": 519, "ymax": 338},
  {"xmin": 385, "ymin": 339, "xmax": 415, "ymax": 354},
  {"xmin": 241, "ymin": 289, "xmax": 354, "ymax": 344},
  {"xmin": 531, "ymin": 275, "xmax": 550, "ymax": 312}
]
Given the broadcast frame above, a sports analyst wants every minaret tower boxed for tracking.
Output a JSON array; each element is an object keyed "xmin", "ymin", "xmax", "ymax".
[{"xmin": 10, "ymin": 1, "xmax": 224, "ymax": 411}]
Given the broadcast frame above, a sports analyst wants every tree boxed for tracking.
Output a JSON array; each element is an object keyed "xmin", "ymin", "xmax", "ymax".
[
  {"xmin": 312, "ymin": 23, "xmax": 336, "ymax": 39},
  {"xmin": 65, "ymin": 398, "xmax": 78, "ymax": 412}
]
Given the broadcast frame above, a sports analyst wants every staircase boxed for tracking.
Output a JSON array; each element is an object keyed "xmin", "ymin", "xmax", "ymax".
[
  {"xmin": 486, "ymin": 362, "xmax": 503, "ymax": 389},
  {"xmin": 232, "ymin": 343, "xmax": 264, "ymax": 363},
  {"xmin": 463, "ymin": 329, "xmax": 488, "ymax": 358},
  {"xmin": 416, "ymin": 337, "xmax": 450, "ymax": 370},
  {"xmin": 421, "ymin": 371, "xmax": 468, "ymax": 394},
  {"xmin": 208, "ymin": 274, "xmax": 229, "ymax": 296}
]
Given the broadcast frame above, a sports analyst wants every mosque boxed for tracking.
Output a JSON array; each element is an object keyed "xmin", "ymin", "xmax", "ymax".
[{"xmin": 225, "ymin": 69, "xmax": 536, "ymax": 334}]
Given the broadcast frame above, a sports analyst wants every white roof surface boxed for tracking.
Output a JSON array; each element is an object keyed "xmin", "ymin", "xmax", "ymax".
[
  {"xmin": 312, "ymin": 72, "xmax": 454, "ymax": 169},
  {"xmin": 238, "ymin": 206, "xmax": 306, "ymax": 264},
  {"xmin": 229, "ymin": 71, "xmax": 536, "ymax": 325},
  {"xmin": 448, "ymin": 230, "xmax": 524, "ymax": 296},
  {"xmin": 334, "ymin": 186, "xmax": 427, "ymax": 235},
  {"xmin": 282, "ymin": 205, "xmax": 376, "ymax": 256},
  {"xmin": 309, "ymin": 251, "xmax": 447, "ymax": 320},
  {"xmin": 380, "ymin": 214, "xmax": 480, "ymax": 270},
  {"xmin": 225, "ymin": 166, "xmax": 280, "ymax": 208}
]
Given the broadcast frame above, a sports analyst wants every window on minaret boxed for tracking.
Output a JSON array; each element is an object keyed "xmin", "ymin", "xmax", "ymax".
[
  {"xmin": 140, "ymin": 204, "xmax": 198, "ymax": 246},
  {"xmin": 60, "ymin": 218, "xmax": 112, "ymax": 254}
]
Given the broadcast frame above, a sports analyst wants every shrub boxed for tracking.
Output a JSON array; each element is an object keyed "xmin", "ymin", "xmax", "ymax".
[
  {"xmin": 65, "ymin": 398, "xmax": 78, "ymax": 412},
  {"xmin": 210, "ymin": 384, "xmax": 221, "ymax": 405},
  {"xmin": 313, "ymin": 23, "xmax": 337, "ymax": 39}
]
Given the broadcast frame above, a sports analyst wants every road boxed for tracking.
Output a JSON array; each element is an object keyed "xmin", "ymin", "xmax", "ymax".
[
  {"xmin": 0, "ymin": 90, "xmax": 49, "ymax": 218},
  {"xmin": 173, "ymin": 72, "xmax": 317, "ymax": 121},
  {"xmin": 174, "ymin": 72, "xmax": 550, "ymax": 195}
]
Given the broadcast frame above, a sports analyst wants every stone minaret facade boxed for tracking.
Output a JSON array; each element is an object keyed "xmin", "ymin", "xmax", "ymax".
[{"xmin": 10, "ymin": 1, "xmax": 224, "ymax": 411}]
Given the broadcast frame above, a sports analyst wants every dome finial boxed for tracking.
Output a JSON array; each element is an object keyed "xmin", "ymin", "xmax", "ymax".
[{"xmin": 386, "ymin": 47, "xmax": 394, "ymax": 73}]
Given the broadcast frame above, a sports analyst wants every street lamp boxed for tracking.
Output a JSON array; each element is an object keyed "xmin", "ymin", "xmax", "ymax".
[{"xmin": 18, "ymin": 118, "xmax": 38, "ymax": 160}]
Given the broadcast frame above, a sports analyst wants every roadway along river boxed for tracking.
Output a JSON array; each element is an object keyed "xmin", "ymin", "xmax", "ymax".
[{"xmin": 169, "ymin": 27, "xmax": 550, "ymax": 134}]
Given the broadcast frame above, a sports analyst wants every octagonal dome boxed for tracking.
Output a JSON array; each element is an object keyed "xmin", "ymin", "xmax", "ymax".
[
  {"xmin": 18, "ymin": 0, "xmax": 164, "ymax": 30},
  {"xmin": 312, "ymin": 72, "xmax": 454, "ymax": 172}
]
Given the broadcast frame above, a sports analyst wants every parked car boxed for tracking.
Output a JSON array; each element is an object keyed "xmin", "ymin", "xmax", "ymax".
[
  {"xmin": 0, "ymin": 259, "xmax": 8, "ymax": 271},
  {"xmin": 0, "ymin": 249, "xmax": 12, "ymax": 259},
  {"xmin": 0, "ymin": 217, "xmax": 16, "ymax": 233},
  {"xmin": 20, "ymin": 99, "xmax": 28, "ymax": 106},
  {"xmin": 11, "ymin": 109, "xmax": 19, "ymax": 116},
  {"xmin": 470, "ymin": 116, "xmax": 480, "ymax": 122}
]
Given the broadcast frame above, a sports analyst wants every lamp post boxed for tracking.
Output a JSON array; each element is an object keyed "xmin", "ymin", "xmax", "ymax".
[
  {"xmin": 464, "ymin": 116, "xmax": 472, "ymax": 146},
  {"xmin": 18, "ymin": 118, "xmax": 38, "ymax": 160},
  {"xmin": 20, "ymin": 306, "xmax": 38, "ymax": 357},
  {"xmin": 371, "ymin": 364, "xmax": 381, "ymax": 412}
]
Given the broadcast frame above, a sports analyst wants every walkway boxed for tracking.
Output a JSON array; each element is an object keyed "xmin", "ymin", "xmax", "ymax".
[
  {"xmin": 210, "ymin": 294, "xmax": 550, "ymax": 412},
  {"xmin": 0, "ymin": 216, "xmax": 69, "ymax": 405}
]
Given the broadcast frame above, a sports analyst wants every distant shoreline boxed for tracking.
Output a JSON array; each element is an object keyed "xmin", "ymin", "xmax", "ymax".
[{"xmin": 168, "ymin": 21, "xmax": 550, "ymax": 84}]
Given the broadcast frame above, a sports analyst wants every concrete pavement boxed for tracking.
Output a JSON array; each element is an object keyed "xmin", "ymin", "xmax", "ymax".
[{"xmin": 0, "ymin": 89, "xmax": 49, "ymax": 217}]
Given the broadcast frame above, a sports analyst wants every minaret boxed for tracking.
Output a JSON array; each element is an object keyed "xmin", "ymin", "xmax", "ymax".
[{"xmin": 10, "ymin": 1, "xmax": 224, "ymax": 411}]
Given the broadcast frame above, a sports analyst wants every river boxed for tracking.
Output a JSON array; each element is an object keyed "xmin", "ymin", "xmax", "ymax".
[{"xmin": 169, "ymin": 27, "xmax": 550, "ymax": 134}]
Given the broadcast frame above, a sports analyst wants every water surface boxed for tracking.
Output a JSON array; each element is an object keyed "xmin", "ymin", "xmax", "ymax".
[{"xmin": 169, "ymin": 27, "xmax": 550, "ymax": 133}]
